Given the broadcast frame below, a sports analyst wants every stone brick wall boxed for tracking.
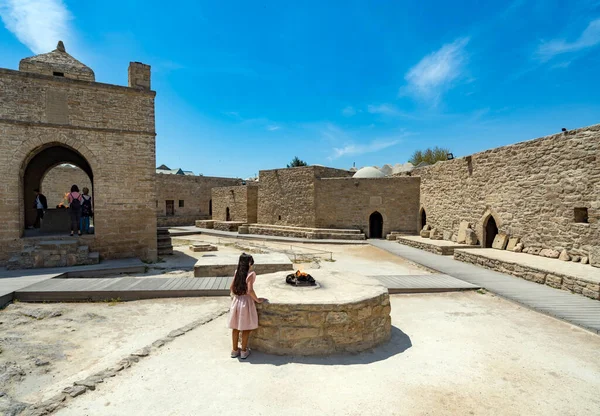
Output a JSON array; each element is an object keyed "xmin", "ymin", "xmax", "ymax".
[
  {"xmin": 211, "ymin": 185, "xmax": 258, "ymax": 222},
  {"xmin": 257, "ymin": 166, "xmax": 351, "ymax": 227},
  {"xmin": 41, "ymin": 165, "xmax": 93, "ymax": 207},
  {"xmin": 0, "ymin": 66, "xmax": 157, "ymax": 264},
  {"xmin": 156, "ymin": 174, "xmax": 241, "ymax": 225},
  {"xmin": 314, "ymin": 177, "xmax": 421, "ymax": 235},
  {"xmin": 413, "ymin": 124, "xmax": 600, "ymax": 258}
]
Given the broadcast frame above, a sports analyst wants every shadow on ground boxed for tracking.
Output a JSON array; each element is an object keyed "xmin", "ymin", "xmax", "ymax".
[{"xmin": 244, "ymin": 326, "xmax": 411, "ymax": 366}]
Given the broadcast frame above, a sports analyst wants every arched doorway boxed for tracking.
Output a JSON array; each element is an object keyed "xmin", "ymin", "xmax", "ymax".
[
  {"xmin": 483, "ymin": 215, "xmax": 498, "ymax": 248},
  {"xmin": 369, "ymin": 211, "xmax": 383, "ymax": 239},
  {"xmin": 22, "ymin": 144, "xmax": 93, "ymax": 235},
  {"xmin": 419, "ymin": 208, "xmax": 427, "ymax": 230},
  {"xmin": 226, "ymin": 207, "xmax": 231, "ymax": 221}
]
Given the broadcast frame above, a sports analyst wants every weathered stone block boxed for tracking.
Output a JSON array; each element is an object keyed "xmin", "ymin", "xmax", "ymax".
[
  {"xmin": 492, "ymin": 234, "xmax": 509, "ymax": 250},
  {"xmin": 420, "ymin": 230, "xmax": 431, "ymax": 238},
  {"xmin": 558, "ymin": 249, "xmax": 571, "ymax": 261},
  {"xmin": 443, "ymin": 230, "xmax": 452, "ymax": 241},
  {"xmin": 506, "ymin": 237, "xmax": 520, "ymax": 251},
  {"xmin": 539, "ymin": 249, "xmax": 560, "ymax": 258},
  {"xmin": 513, "ymin": 243, "xmax": 524, "ymax": 253},
  {"xmin": 528, "ymin": 247, "xmax": 541, "ymax": 256},
  {"xmin": 581, "ymin": 256, "xmax": 589, "ymax": 264},
  {"xmin": 589, "ymin": 246, "xmax": 600, "ymax": 268},
  {"xmin": 326, "ymin": 311, "xmax": 349, "ymax": 324},
  {"xmin": 429, "ymin": 228, "xmax": 443, "ymax": 240},
  {"xmin": 464, "ymin": 228, "xmax": 478, "ymax": 245},
  {"xmin": 545, "ymin": 274, "xmax": 562, "ymax": 289},
  {"xmin": 457, "ymin": 221, "xmax": 470, "ymax": 244}
]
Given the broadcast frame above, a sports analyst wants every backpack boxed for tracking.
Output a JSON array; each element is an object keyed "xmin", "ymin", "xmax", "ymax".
[
  {"xmin": 81, "ymin": 196, "xmax": 93, "ymax": 217},
  {"xmin": 70, "ymin": 193, "xmax": 82, "ymax": 212}
]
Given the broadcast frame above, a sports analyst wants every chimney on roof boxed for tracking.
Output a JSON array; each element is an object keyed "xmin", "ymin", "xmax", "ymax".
[{"xmin": 57, "ymin": 41, "xmax": 65, "ymax": 52}]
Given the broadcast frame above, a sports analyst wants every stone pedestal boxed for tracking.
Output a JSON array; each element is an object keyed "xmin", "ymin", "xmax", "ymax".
[{"xmin": 251, "ymin": 270, "xmax": 391, "ymax": 355}]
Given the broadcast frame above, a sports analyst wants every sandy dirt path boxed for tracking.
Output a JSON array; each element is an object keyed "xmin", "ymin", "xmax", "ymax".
[{"xmin": 55, "ymin": 292, "xmax": 600, "ymax": 416}]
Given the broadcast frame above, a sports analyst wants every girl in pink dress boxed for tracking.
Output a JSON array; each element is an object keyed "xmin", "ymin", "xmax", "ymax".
[{"xmin": 228, "ymin": 253, "xmax": 265, "ymax": 359}]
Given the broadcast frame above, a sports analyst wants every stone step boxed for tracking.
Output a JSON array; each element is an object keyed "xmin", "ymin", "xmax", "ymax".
[
  {"xmin": 87, "ymin": 252, "xmax": 100, "ymax": 264},
  {"xmin": 37, "ymin": 240, "xmax": 79, "ymax": 250}
]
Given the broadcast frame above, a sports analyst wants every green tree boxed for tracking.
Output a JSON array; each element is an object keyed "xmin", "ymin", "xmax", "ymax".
[
  {"xmin": 408, "ymin": 146, "xmax": 450, "ymax": 165},
  {"xmin": 287, "ymin": 156, "xmax": 308, "ymax": 168}
]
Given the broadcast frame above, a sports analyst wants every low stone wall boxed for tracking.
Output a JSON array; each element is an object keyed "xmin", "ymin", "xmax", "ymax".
[
  {"xmin": 213, "ymin": 221, "xmax": 244, "ymax": 232},
  {"xmin": 157, "ymin": 215, "xmax": 206, "ymax": 227},
  {"xmin": 252, "ymin": 293, "xmax": 391, "ymax": 355},
  {"xmin": 247, "ymin": 225, "xmax": 366, "ymax": 240},
  {"xmin": 454, "ymin": 250, "xmax": 600, "ymax": 301},
  {"xmin": 397, "ymin": 236, "xmax": 479, "ymax": 255},
  {"xmin": 195, "ymin": 220, "xmax": 215, "ymax": 229}
]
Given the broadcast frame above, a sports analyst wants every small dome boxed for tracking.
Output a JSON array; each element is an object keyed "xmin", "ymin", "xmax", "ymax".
[
  {"xmin": 352, "ymin": 166, "xmax": 386, "ymax": 178},
  {"xmin": 19, "ymin": 41, "xmax": 95, "ymax": 82}
]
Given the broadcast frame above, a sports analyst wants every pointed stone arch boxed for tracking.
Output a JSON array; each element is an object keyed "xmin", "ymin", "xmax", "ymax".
[{"xmin": 479, "ymin": 208, "xmax": 501, "ymax": 248}]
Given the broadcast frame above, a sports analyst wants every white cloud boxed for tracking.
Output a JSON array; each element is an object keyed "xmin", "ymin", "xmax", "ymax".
[
  {"xmin": 266, "ymin": 125, "xmax": 280, "ymax": 131},
  {"xmin": 536, "ymin": 19, "xmax": 600, "ymax": 61},
  {"xmin": 0, "ymin": 0, "xmax": 72, "ymax": 54},
  {"xmin": 342, "ymin": 106, "xmax": 357, "ymax": 117},
  {"xmin": 367, "ymin": 103, "xmax": 402, "ymax": 117},
  {"xmin": 403, "ymin": 37, "xmax": 470, "ymax": 105},
  {"xmin": 331, "ymin": 139, "xmax": 401, "ymax": 159}
]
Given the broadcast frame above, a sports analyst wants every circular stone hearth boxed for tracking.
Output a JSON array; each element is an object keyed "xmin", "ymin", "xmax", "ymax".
[{"xmin": 251, "ymin": 270, "xmax": 391, "ymax": 355}]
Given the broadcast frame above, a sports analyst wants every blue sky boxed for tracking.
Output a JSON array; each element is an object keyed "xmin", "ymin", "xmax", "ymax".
[{"xmin": 1, "ymin": 1, "xmax": 599, "ymax": 178}]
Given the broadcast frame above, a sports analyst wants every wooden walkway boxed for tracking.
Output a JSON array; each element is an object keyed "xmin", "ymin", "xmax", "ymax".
[
  {"xmin": 0, "ymin": 259, "xmax": 146, "ymax": 307},
  {"xmin": 370, "ymin": 240, "xmax": 600, "ymax": 334},
  {"xmin": 13, "ymin": 274, "xmax": 478, "ymax": 303},
  {"xmin": 15, "ymin": 276, "xmax": 234, "ymax": 302},
  {"xmin": 371, "ymin": 274, "xmax": 479, "ymax": 293}
]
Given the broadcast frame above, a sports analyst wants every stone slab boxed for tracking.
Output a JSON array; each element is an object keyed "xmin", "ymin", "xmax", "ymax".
[
  {"xmin": 457, "ymin": 221, "xmax": 470, "ymax": 244},
  {"xmin": 589, "ymin": 246, "xmax": 600, "ymax": 268},
  {"xmin": 492, "ymin": 234, "xmax": 509, "ymax": 250},
  {"xmin": 189, "ymin": 244, "xmax": 218, "ymax": 252},
  {"xmin": 193, "ymin": 253, "xmax": 293, "ymax": 278},
  {"xmin": 506, "ymin": 237, "xmax": 520, "ymax": 251}
]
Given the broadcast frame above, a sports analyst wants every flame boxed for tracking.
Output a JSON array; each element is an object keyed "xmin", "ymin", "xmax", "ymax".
[{"xmin": 295, "ymin": 269, "xmax": 308, "ymax": 277}]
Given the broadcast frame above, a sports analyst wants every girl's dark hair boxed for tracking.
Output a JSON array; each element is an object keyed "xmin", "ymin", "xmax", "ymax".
[
  {"xmin": 232, "ymin": 253, "xmax": 254, "ymax": 296},
  {"xmin": 70, "ymin": 184, "xmax": 79, "ymax": 193}
]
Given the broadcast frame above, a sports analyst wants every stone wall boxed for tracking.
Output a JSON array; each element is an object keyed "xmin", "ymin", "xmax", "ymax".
[
  {"xmin": 156, "ymin": 174, "xmax": 241, "ymax": 225},
  {"xmin": 211, "ymin": 185, "xmax": 258, "ymax": 223},
  {"xmin": 41, "ymin": 165, "xmax": 93, "ymax": 207},
  {"xmin": 0, "ymin": 66, "xmax": 157, "ymax": 264},
  {"xmin": 314, "ymin": 177, "xmax": 421, "ymax": 236},
  {"xmin": 454, "ymin": 249, "xmax": 600, "ymax": 301},
  {"xmin": 257, "ymin": 166, "xmax": 351, "ymax": 227},
  {"xmin": 413, "ymin": 124, "xmax": 600, "ymax": 259}
]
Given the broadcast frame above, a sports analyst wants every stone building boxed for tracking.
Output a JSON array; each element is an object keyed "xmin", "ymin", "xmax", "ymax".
[
  {"xmin": 211, "ymin": 184, "xmax": 259, "ymax": 223},
  {"xmin": 0, "ymin": 42, "xmax": 157, "ymax": 265},
  {"xmin": 209, "ymin": 165, "xmax": 421, "ymax": 238},
  {"xmin": 410, "ymin": 124, "xmax": 599, "ymax": 260},
  {"xmin": 156, "ymin": 174, "xmax": 242, "ymax": 226}
]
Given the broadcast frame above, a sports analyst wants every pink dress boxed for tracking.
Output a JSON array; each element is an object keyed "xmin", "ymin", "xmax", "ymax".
[{"xmin": 228, "ymin": 271, "xmax": 259, "ymax": 330}]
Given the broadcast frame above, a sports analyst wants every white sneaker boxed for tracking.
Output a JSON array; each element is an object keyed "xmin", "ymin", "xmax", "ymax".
[
  {"xmin": 240, "ymin": 348, "xmax": 251, "ymax": 359},
  {"xmin": 230, "ymin": 349, "xmax": 240, "ymax": 358}
]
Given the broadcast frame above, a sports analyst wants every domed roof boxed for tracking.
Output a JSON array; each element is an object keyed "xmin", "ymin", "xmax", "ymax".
[
  {"xmin": 19, "ymin": 41, "xmax": 95, "ymax": 82},
  {"xmin": 352, "ymin": 166, "xmax": 386, "ymax": 178}
]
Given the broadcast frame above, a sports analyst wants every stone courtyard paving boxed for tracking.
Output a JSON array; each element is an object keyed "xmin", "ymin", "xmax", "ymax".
[{"xmin": 54, "ymin": 292, "xmax": 600, "ymax": 416}]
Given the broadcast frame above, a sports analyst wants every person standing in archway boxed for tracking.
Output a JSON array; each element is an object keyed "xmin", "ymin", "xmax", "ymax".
[
  {"xmin": 33, "ymin": 189, "xmax": 48, "ymax": 229},
  {"xmin": 80, "ymin": 187, "xmax": 93, "ymax": 234},
  {"xmin": 68, "ymin": 185, "xmax": 83, "ymax": 236}
]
